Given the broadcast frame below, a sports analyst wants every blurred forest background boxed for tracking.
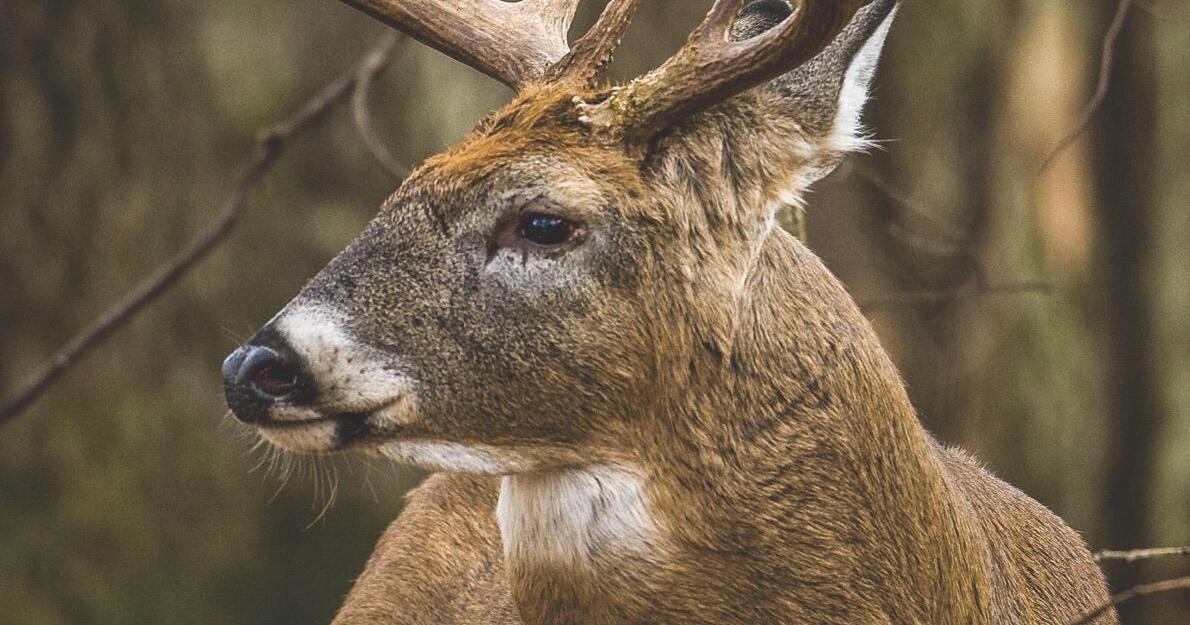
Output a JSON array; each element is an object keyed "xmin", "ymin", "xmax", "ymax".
[{"xmin": 2, "ymin": 0, "xmax": 1188, "ymax": 623}]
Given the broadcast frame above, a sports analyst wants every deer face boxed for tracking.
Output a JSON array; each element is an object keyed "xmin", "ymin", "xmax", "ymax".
[
  {"xmin": 222, "ymin": 0, "xmax": 896, "ymax": 471},
  {"xmin": 225, "ymin": 97, "xmax": 663, "ymax": 468}
]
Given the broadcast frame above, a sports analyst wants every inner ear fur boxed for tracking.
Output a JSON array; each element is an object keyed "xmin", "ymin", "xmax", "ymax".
[
  {"xmin": 739, "ymin": 0, "xmax": 898, "ymax": 143},
  {"xmin": 636, "ymin": 0, "xmax": 898, "ymax": 238}
]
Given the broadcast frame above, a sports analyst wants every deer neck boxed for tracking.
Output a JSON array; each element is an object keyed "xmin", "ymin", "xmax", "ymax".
[{"xmin": 498, "ymin": 231, "xmax": 992, "ymax": 625}]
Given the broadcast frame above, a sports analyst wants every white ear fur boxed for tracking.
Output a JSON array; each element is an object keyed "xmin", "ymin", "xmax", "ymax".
[
  {"xmin": 771, "ymin": 5, "xmax": 896, "ymax": 226},
  {"xmin": 828, "ymin": 6, "xmax": 898, "ymax": 155}
]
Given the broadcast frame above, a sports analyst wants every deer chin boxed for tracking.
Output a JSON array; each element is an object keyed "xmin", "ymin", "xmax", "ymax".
[
  {"xmin": 253, "ymin": 393, "xmax": 421, "ymax": 455},
  {"xmin": 247, "ymin": 378, "xmax": 555, "ymax": 473},
  {"xmin": 255, "ymin": 412, "xmax": 342, "ymax": 454}
]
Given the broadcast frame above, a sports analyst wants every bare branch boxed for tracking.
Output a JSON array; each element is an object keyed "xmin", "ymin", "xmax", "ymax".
[
  {"xmin": 779, "ymin": 203, "xmax": 808, "ymax": 243},
  {"xmin": 352, "ymin": 33, "xmax": 409, "ymax": 179},
  {"xmin": 0, "ymin": 36, "xmax": 403, "ymax": 427},
  {"xmin": 846, "ymin": 162, "xmax": 1052, "ymax": 313},
  {"xmin": 851, "ymin": 162, "xmax": 965, "ymax": 248},
  {"xmin": 860, "ymin": 281, "xmax": 1052, "ymax": 313},
  {"xmin": 1095, "ymin": 546, "xmax": 1190, "ymax": 563},
  {"xmin": 1065, "ymin": 576, "xmax": 1190, "ymax": 625},
  {"xmin": 1039, "ymin": 0, "xmax": 1134, "ymax": 174},
  {"xmin": 1133, "ymin": 0, "xmax": 1188, "ymax": 22}
]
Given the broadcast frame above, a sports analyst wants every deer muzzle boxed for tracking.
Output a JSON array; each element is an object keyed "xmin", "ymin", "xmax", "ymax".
[
  {"xmin": 221, "ymin": 304, "xmax": 418, "ymax": 453},
  {"xmin": 222, "ymin": 329, "xmax": 314, "ymax": 424}
]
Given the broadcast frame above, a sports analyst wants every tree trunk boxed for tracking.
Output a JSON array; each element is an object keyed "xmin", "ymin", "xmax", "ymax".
[{"xmin": 1089, "ymin": 1, "xmax": 1164, "ymax": 622}]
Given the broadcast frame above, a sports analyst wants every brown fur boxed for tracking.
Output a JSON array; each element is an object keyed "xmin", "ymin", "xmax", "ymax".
[
  {"xmin": 237, "ymin": 3, "xmax": 1116, "ymax": 624},
  {"xmin": 335, "ymin": 474, "xmax": 518, "ymax": 625},
  {"xmin": 334, "ymin": 234, "xmax": 1114, "ymax": 625}
]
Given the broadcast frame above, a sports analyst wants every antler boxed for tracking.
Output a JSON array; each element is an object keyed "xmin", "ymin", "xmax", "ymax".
[
  {"xmin": 337, "ymin": 0, "xmax": 578, "ymax": 88},
  {"xmin": 336, "ymin": 0, "xmax": 642, "ymax": 89},
  {"xmin": 580, "ymin": 0, "xmax": 873, "ymax": 140},
  {"xmin": 339, "ymin": 0, "xmax": 870, "ymax": 139},
  {"xmin": 548, "ymin": 0, "xmax": 644, "ymax": 85}
]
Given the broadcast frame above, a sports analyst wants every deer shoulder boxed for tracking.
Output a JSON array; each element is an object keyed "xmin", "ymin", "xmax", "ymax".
[
  {"xmin": 331, "ymin": 473, "xmax": 516, "ymax": 625},
  {"xmin": 221, "ymin": 1, "xmax": 1117, "ymax": 624}
]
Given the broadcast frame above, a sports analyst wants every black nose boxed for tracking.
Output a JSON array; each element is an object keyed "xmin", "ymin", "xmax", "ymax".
[{"xmin": 222, "ymin": 333, "xmax": 312, "ymax": 424}]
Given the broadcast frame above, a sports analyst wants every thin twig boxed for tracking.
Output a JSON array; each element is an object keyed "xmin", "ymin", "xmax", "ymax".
[
  {"xmin": 851, "ymin": 161, "xmax": 984, "ymax": 290},
  {"xmin": 1065, "ymin": 576, "xmax": 1190, "ymax": 625},
  {"xmin": 778, "ymin": 203, "xmax": 808, "ymax": 242},
  {"xmin": 1039, "ymin": 0, "xmax": 1134, "ymax": 174},
  {"xmin": 860, "ymin": 281, "xmax": 1052, "ymax": 313},
  {"xmin": 352, "ymin": 33, "xmax": 409, "ymax": 179},
  {"xmin": 1132, "ymin": 0, "xmax": 1187, "ymax": 23},
  {"xmin": 1095, "ymin": 546, "xmax": 1190, "ymax": 563},
  {"xmin": 0, "ymin": 37, "xmax": 402, "ymax": 426},
  {"xmin": 847, "ymin": 163, "xmax": 1051, "ymax": 313},
  {"xmin": 852, "ymin": 162, "xmax": 965, "ymax": 248}
]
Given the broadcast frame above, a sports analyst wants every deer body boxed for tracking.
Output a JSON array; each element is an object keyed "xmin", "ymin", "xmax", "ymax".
[
  {"xmin": 333, "ymin": 230, "xmax": 1113, "ymax": 625},
  {"xmin": 220, "ymin": 1, "xmax": 1116, "ymax": 623}
]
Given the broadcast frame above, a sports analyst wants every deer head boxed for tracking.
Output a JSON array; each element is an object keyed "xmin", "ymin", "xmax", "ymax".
[
  {"xmin": 222, "ymin": 0, "xmax": 897, "ymax": 472},
  {"xmin": 220, "ymin": 6, "xmax": 1130, "ymax": 625}
]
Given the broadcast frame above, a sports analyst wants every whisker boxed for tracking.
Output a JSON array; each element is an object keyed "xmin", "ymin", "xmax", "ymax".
[{"xmin": 306, "ymin": 458, "xmax": 341, "ymax": 529}]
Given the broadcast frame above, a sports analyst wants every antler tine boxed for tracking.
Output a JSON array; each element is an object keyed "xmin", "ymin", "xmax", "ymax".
[
  {"xmin": 697, "ymin": 0, "xmax": 751, "ymax": 42},
  {"xmin": 528, "ymin": 0, "xmax": 583, "ymax": 42},
  {"xmin": 548, "ymin": 0, "xmax": 644, "ymax": 85},
  {"xmin": 582, "ymin": 0, "xmax": 871, "ymax": 140},
  {"xmin": 336, "ymin": 0, "xmax": 581, "ymax": 89}
]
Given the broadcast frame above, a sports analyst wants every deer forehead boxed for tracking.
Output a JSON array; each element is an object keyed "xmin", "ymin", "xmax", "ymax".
[{"xmin": 410, "ymin": 89, "xmax": 645, "ymax": 196}]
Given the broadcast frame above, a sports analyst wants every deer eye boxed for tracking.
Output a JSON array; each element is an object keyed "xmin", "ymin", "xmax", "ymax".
[{"xmin": 517, "ymin": 213, "xmax": 576, "ymax": 247}]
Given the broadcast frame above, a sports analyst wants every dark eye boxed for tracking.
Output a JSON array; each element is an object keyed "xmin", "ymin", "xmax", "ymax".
[{"xmin": 517, "ymin": 213, "xmax": 576, "ymax": 247}]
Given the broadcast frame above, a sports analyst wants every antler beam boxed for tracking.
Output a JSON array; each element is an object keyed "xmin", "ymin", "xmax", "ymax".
[
  {"xmin": 581, "ymin": 0, "xmax": 873, "ymax": 140},
  {"xmin": 337, "ymin": 0, "xmax": 581, "ymax": 88},
  {"xmin": 339, "ymin": 0, "xmax": 870, "ymax": 141}
]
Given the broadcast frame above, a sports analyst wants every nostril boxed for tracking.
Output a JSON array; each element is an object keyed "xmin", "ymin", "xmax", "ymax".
[
  {"xmin": 223, "ymin": 333, "xmax": 313, "ymax": 424},
  {"xmin": 254, "ymin": 360, "xmax": 300, "ymax": 399},
  {"xmin": 236, "ymin": 345, "xmax": 300, "ymax": 401}
]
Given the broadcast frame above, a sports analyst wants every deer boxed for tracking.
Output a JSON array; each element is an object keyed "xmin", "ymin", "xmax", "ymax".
[{"xmin": 220, "ymin": 1, "xmax": 1117, "ymax": 623}]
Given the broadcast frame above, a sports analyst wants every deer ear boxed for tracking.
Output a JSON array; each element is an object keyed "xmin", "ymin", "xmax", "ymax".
[{"xmin": 734, "ymin": 0, "xmax": 898, "ymax": 181}]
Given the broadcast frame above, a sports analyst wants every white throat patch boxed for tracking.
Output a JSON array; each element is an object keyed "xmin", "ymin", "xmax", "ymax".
[
  {"xmin": 379, "ymin": 441, "xmax": 537, "ymax": 474},
  {"xmin": 496, "ymin": 465, "xmax": 657, "ymax": 566}
]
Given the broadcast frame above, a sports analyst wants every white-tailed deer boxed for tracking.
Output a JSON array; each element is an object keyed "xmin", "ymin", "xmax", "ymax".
[{"xmin": 221, "ymin": 1, "xmax": 1116, "ymax": 623}]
